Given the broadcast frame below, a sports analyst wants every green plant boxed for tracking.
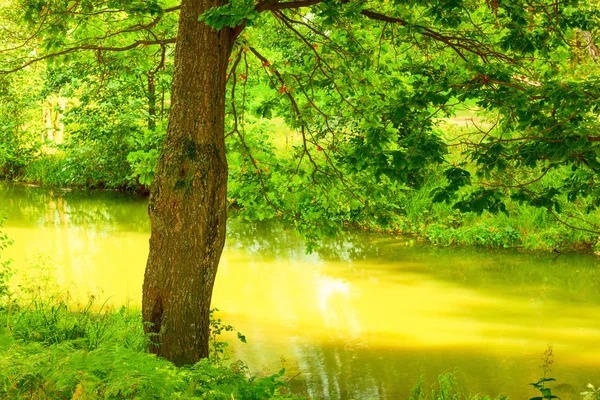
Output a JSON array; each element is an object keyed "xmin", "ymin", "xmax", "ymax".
[
  {"xmin": 127, "ymin": 148, "xmax": 159, "ymax": 187},
  {"xmin": 581, "ymin": 384, "xmax": 600, "ymax": 400},
  {"xmin": 209, "ymin": 308, "xmax": 247, "ymax": 365},
  {"xmin": 408, "ymin": 371, "xmax": 507, "ymax": 400},
  {"xmin": 530, "ymin": 346, "xmax": 559, "ymax": 400},
  {"xmin": 0, "ymin": 293, "xmax": 298, "ymax": 399},
  {"xmin": 0, "ymin": 216, "xmax": 13, "ymax": 305},
  {"xmin": 7, "ymin": 296, "xmax": 145, "ymax": 351}
]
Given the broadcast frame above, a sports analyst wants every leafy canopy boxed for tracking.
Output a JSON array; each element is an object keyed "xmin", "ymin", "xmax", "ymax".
[{"xmin": 1, "ymin": 0, "xmax": 600, "ymax": 237}]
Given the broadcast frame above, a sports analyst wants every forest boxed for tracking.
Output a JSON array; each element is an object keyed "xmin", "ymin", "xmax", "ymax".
[{"xmin": 1, "ymin": 0, "xmax": 600, "ymax": 398}]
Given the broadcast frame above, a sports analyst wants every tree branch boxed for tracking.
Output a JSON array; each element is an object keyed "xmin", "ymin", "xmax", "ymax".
[
  {"xmin": 256, "ymin": 0, "xmax": 324, "ymax": 13},
  {"xmin": 0, "ymin": 38, "xmax": 176, "ymax": 74}
]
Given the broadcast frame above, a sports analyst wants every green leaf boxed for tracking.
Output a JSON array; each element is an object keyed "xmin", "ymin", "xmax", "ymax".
[{"xmin": 237, "ymin": 332, "xmax": 247, "ymax": 343}]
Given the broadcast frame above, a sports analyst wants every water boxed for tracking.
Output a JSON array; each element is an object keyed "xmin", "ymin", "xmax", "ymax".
[{"xmin": 1, "ymin": 182, "xmax": 599, "ymax": 399}]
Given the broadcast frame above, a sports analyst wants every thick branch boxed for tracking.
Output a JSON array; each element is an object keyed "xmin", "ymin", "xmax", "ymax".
[{"xmin": 359, "ymin": 9, "xmax": 407, "ymax": 26}]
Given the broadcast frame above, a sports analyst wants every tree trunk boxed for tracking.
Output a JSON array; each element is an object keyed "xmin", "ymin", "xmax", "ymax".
[
  {"xmin": 147, "ymin": 72, "xmax": 157, "ymax": 131},
  {"xmin": 142, "ymin": 0, "xmax": 233, "ymax": 366}
]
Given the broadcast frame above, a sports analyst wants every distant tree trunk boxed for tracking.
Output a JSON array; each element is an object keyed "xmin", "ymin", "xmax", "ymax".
[
  {"xmin": 161, "ymin": 85, "xmax": 166, "ymax": 121},
  {"xmin": 142, "ymin": 0, "xmax": 233, "ymax": 366},
  {"xmin": 147, "ymin": 72, "xmax": 157, "ymax": 131}
]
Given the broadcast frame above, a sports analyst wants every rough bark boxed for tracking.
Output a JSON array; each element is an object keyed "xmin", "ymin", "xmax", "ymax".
[{"xmin": 142, "ymin": 0, "xmax": 233, "ymax": 366}]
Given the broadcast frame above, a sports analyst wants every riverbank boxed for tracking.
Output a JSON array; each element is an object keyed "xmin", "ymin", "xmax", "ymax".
[
  {"xmin": 2, "ymin": 175, "xmax": 600, "ymax": 255},
  {"xmin": 3, "ymin": 109, "xmax": 600, "ymax": 255},
  {"xmin": 0, "ymin": 305, "xmax": 502, "ymax": 400}
]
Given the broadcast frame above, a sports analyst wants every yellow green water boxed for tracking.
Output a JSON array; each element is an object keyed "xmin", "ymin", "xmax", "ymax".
[{"xmin": 2, "ymin": 183, "xmax": 600, "ymax": 399}]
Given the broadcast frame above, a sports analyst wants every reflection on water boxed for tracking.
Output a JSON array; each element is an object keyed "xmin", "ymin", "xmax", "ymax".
[{"xmin": 1, "ymin": 182, "xmax": 600, "ymax": 399}]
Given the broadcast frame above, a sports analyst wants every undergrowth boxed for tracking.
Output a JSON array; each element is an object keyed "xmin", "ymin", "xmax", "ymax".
[
  {"xmin": 0, "ymin": 251, "xmax": 297, "ymax": 400},
  {"xmin": 387, "ymin": 171, "xmax": 600, "ymax": 253},
  {"xmin": 0, "ymin": 297, "xmax": 298, "ymax": 399}
]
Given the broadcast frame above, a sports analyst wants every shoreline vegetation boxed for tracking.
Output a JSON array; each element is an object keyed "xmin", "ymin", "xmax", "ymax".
[
  {"xmin": 2, "ymin": 174, "xmax": 600, "ymax": 255},
  {"xmin": 0, "ymin": 299, "xmax": 540, "ymax": 400},
  {"xmin": 3, "ymin": 64, "xmax": 600, "ymax": 256}
]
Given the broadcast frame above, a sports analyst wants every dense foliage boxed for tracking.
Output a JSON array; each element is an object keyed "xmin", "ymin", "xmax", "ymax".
[{"xmin": 1, "ymin": 0, "xmax": 600, "ymax": 251}]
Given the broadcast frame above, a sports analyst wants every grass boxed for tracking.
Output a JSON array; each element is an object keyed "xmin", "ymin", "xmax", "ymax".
[
  {"xmin": 408, "ymin": 372, "xmax": 506, "ymax": 400},
  {"xmin": 18, "ymin": 150, "xmax": 133, "ymax": 190},
  {"xmin": 0, "ymin": 249, "xmax": 298, "ymax": 400},
  {"xmin": 0, "ymin": 296, "xmax": 298, "ymax": 400}
]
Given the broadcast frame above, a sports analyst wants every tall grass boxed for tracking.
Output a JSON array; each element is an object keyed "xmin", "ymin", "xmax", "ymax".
[
  {"xmin": 20, "ymin": 151, "xmax": 133, "ymax": 189},
  {"xmin": 0, "ymin": 296, "xmax": 297, "ymax": 399},
  {"xmin": 408, "ymin": 372, "xmax": 507, "ymax": 400},
  {"xmin": 0, "ymin": 216, "xmax": 13, "ymax": 305}
]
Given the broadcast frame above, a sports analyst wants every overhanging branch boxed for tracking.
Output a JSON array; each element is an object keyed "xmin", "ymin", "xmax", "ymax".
[
  {"xmin": 0, "ymin": 3, "xmax": 180, "ymax": 73},
  {"xmin": 254, "ymin": 1, "xmax": 513, "ymax": 63},
  {"xmin": 0, "ymin": 38, "xmax": 176, "ymax": 74}
]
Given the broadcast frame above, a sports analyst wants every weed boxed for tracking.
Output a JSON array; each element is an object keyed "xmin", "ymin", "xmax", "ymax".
[
  {"xmin": 209, "ymin": 308, "xmax": 247, "ymax": 365},
  {"xmin": 529, "ymin": 346, "xmax": 559, "ymax": 400},
  {"xmin": 408, "ymin": 371, "xmax": 508, "ymax": 400},
  {"xmin": 581, "ymin": 384, "xmax": 600, "ymax": 400}
]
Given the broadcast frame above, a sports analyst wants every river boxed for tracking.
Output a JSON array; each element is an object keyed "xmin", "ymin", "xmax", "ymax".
[{"xmin": 1, "ymin": 182, "xmax": 599, "ymax": 399}]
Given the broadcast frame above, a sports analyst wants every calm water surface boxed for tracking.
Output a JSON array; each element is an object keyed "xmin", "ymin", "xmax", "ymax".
[{"xmin": 1, "ymin": 183, "xmax": 600, "ymax": 399}]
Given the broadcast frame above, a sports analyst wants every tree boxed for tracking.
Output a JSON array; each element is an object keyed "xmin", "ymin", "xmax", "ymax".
[
  {"xmin": 1, "ymin": 0, "xmax": 600, "ymax": 366},
  {"xmin": 141, "ymin": 0, "xmax": 232, "ymax": 365}
]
